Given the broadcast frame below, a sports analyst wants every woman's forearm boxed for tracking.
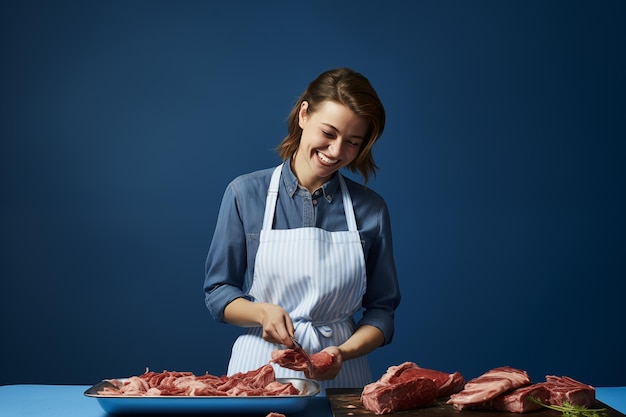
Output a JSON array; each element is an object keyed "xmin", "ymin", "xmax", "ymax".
[
  {"xmin": 223, "ymin": 298, "xmax": 264, "ymax": 327},
  {"xmin": 338, "ymin": 324, "xmax": 385, "ymax": 361}
]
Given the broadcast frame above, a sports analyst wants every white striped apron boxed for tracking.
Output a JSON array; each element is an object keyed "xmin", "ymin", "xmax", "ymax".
[{"xmin": 227, "ymin": 164, "xmax": 371, "ymax": 391}]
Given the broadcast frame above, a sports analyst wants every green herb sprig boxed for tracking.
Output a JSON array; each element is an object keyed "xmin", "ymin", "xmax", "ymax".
[{"xmin": 529, "ymin": 397, "xmax": 607, "ymax": 417}]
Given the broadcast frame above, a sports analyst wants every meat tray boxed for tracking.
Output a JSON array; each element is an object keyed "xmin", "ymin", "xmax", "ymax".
[
  {"xmin": 84, "ymin": 377, "xmax": 320, "ymax": 414},
  {"xmin": 326, "ymin": 388, "xmax": 626, "ymax": 417}
]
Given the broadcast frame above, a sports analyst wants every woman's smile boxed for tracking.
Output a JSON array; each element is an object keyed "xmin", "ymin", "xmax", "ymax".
[
  {"xmin": 317, "ymin": 151, "xmax": 339, "ymax": 166},
  {"xmin": 293, "ymin": 100, "xmax": 368, "ymax": 191}
]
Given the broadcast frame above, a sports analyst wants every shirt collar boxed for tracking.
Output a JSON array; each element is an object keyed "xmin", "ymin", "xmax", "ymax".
[{"xmin": 281, "ymin": 159, "xmax": 339, "ymax": 203}]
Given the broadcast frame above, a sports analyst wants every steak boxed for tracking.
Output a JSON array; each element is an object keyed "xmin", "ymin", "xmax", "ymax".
[
  {"xmin": 360, "ymin": 362, "xmax": 442, "ymax": 414},
  {"xmin": 484, "ymin": 383, "xmax": 552, "ymax": 413},
  {"xmin": 361, "ymin": 376, "xmax": 438, "ymax": 415},
  {"xmin": 541, "ymin": 375, "xmax": 596, "ymax": 408},
  {"xmin": 447, "ymin": 366, "xmax": 531, "ymax": 410},
  {"xmin": 387, "ymin": 362, "xmax": 465, "ymax": 397}
]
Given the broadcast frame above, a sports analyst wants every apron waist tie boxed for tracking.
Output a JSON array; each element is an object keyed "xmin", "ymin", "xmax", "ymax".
[{"xmin": 293, "ymin": 316, "xmax": 355, "ymax": 351}]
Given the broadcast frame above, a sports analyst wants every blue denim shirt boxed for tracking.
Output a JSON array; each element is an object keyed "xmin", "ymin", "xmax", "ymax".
[{"xmin": 204, "ymin": 160, "xmax": 401, "ymax": 345}]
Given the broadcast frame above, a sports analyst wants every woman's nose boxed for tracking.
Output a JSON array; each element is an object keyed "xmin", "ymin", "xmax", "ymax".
[{"xmin": 327, "ymin": 140, "xmax": 343, "ymax": 156}]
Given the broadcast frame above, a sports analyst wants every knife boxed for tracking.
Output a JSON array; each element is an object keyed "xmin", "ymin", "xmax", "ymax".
[{"xmin": 291, "ymin": 336, "xmax": 313, "ymax": 364}]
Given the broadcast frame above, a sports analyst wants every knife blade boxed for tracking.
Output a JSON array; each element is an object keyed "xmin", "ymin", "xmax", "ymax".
[{"xmin": 290, "ymin": 336, "xmax": 313, "ymax": 364}]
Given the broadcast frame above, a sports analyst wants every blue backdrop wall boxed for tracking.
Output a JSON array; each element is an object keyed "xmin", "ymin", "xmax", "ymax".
[{"xmin": 1, "ymin": 1, "xmax": 625, "ymax": 387}]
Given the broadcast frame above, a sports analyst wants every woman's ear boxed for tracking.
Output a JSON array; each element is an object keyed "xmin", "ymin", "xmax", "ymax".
[{"xmin": 298, "ymin": 101, "xmax": 309, "ymax": 129}]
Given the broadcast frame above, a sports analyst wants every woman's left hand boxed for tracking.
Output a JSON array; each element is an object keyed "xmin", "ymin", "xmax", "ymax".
[
  {"xmin": 310, "ymin": 325, "xmax": 384, "ymax": 380},
  {"xmin": 311, "ymin": 346, "xmax": 343, "ymax": 380}
]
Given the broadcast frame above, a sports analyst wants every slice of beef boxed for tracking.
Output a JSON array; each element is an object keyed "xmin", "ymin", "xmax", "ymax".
[
  {"xmin": 542, "ymin": 375, "xmax": 596, "ymax": 408},
  {"xmin": 485, "ymin": 383, "xmax": 552, "ymax": 413},
  {"xmin": 361, "ymin": 376, "xmax": 438, "ymax": 415},
  {"xmin": 119, "ymin": 376, "xmax": 150, "ymax": 395},
  {"xmin": 271, "ymin": 349, "xmax": 310, "ymax": 373},
  {"xmin": 220, "ymin": 364, "xmax": 277, "ymax": 395},
  {"xmin": 387, "ymin": 362, "xmax": 465, "ymax": 397},
  {"xmin": 447, "ymin": 366, "xmax": 531, "ymax": 410},
  {"xmin": 263, "ymin": 381, "xmax": 300, "ymax": 396},
  {"xmin": 271, "ymin": 348, "xmax": 335, "ymax": 379}
]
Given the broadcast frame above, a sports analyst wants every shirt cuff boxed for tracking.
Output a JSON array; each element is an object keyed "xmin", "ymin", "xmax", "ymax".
[
  {"xmin": 205, "ymin": 285, "xmax": 253, "ymax": 323},
  {"xmin": 357, "ymin": 308, "xmax": 395, "ymax": 345}
]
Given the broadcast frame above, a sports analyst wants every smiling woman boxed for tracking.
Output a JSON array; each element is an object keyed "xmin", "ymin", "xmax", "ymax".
[
  {"xmin": 292, "ymin": 100, "xmax": 367, "ymax": 191},
  {"xmin": 203, "ymin": 68, "xmax": 400, "ymax": 393},
  {"xmin": 276, "ymin": 67, "xmax": 386, "ymax": 184}
]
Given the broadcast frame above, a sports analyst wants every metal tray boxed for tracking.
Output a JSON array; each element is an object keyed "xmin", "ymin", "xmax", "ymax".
[{"xmin": 84, "ymin": 377, "xmax": 320, "ymax": 414}]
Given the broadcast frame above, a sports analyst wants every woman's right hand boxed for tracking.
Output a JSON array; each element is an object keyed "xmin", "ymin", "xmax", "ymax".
[
  {"xmin": 257, "ymin": 302, "xmax": 295, "ymax": 346},
  {"xmin": 223, "ymin": 298, "xmax": 294, "ymax": 346}
]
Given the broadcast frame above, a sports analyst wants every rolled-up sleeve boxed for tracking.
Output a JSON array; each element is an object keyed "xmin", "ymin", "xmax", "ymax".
[
  {"xmin": 204, "ymin": 181, "xmax": 251, "ymax": 322},
  {"xmin": 357, "ymin": 200, "xmax": 401, "ymax": 345}
]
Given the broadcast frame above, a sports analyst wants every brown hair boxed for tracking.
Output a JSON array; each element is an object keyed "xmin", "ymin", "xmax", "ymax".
[{"xmin": 276, "ymin": 67, "xmax": 386, "ymax": 184}]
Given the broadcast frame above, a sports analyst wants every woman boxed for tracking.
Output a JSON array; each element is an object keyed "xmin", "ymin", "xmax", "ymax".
[{"xmin": 204, "ymin": 67, "xmax": 400, "ymax": 390}]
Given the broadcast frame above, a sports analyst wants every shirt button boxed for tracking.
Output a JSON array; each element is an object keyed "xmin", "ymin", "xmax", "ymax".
[{"xmin": 312, "ymin": 199, "xmax": 318, "ymax": 205}]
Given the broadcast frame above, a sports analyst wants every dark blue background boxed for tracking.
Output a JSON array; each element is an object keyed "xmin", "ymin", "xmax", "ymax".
[{"xmin": 1, "ymin": 1, "xmax": 624, "ymax": 387}]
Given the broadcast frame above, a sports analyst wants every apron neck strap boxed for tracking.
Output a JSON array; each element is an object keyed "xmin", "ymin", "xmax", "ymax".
[
  {"xmin": 262, "ymin": 163, "xmax": 358, "ymax": 232},
  {"xmin": 337, "ymin": 174, "xmax": 358, "ymax": 232},
  {"xmin": 261, "ymin": 164, "xmax": 282, "ymax": 230}
]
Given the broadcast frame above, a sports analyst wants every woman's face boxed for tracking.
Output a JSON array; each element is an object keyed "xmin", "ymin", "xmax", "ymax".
[{"xmin": 293, "ymin": 100, "xmax": 368, "ymax": 192}]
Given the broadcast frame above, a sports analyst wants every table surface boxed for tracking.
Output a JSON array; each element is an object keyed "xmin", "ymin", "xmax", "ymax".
[{"xmin": 0, "ymin": 384, "xmax": 623, "ymax": 417}]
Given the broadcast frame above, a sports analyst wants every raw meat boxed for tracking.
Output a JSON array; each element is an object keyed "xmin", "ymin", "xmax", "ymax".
[
  {"xmin": 360, "ymin": 362, "xmax": 441, "ymax": 414},
  {"xmin": 98, "ymin": 364, "xmax": 299, "ymax": 397},
  {"xmin": 447, "ymin": 366, "xmax": 531, "ymax": 410},
  {"xmin": 361, "ymin": 377, "xmax": 438, "ymax": 415},
  {"xmin": 271, "ymin": 348, "xmax": 335, "ymax": 379},
  {"xmin": 446, "ymin": 369, "xmax": 596, "ymax": 413},
  {"xmin": 384, "ymin": 362, "xmax": 465, "ymax": 397},
  {"xmin": 542, "ymin": 375, "xmax": 596, "ymax": 408},
  {"xmin": 484, "ymin": 383, "xmax": 552, "ymax": 413}
]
